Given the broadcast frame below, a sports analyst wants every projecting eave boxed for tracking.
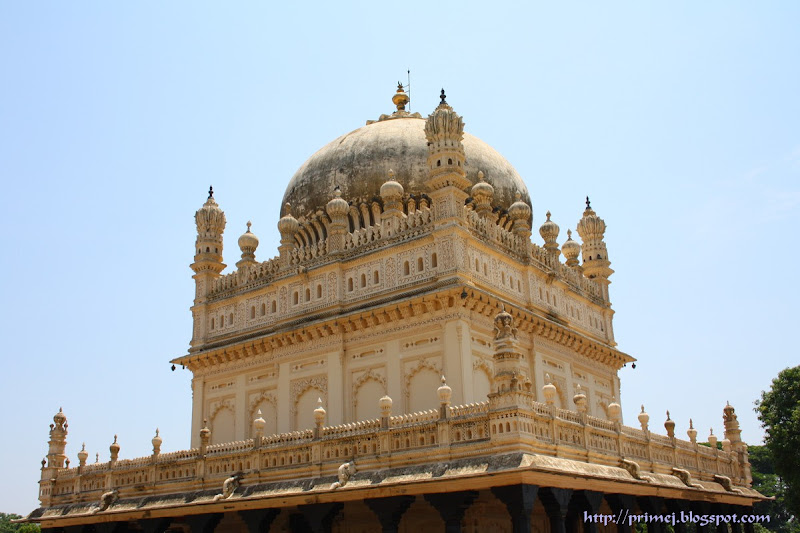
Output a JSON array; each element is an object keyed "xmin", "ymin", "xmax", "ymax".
[{"xmin": 23, "ymin": 452, "xmax": 765, "ymax": 528}]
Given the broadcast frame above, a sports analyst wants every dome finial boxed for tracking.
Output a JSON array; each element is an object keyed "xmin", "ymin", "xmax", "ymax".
[
  {"xmin": 392, "ymin": 83, "xmax": 409, "ymax": 112},
  {"xmin": 246, "ymin": 221, "xmax": 252, "ymax": 233},
  {"xmin": 208, "ymin": 185, "xmax": 214, "ymax": 199},
  {"xmin": 585, "ymin": 196, "xmax": 591, "ymax": 209},
  {"xmin": 440, "ymin": 88, "xmax": 447, "ymax": 105}
]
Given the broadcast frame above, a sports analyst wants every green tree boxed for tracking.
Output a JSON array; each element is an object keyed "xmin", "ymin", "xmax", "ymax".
[
  {"xmin": 756, "ymin": 366, "xmax": 800, "ymax": 519},
  {"xmin": 748, "ymin": 444, "xmax": 799, "ymax": 533},
  {"xmin": 0, "ymin": 513, "xmax": 39, "ymax": 533}
]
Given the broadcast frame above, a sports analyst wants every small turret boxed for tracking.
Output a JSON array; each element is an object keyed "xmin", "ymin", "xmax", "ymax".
[
  {"xmin": 236, "ymin": 221, "xmax": 259, "ymax": 269},
  {"xmin": 509, "ymin": 192, "xmax": 533, "ymax": 240},
  {"xmin": 380, "ymin": 170, "xmax": 406, "ymax": 237},
  {"xmin": 539, "ymin": 211, "xmax": 560, "ymax": 257},
  {"xmin": 326, "ymin": 186, "xmax": 350, "ymax": 253},
  {"xmin": 278, "ymin": 202, "xmax": 299, "ymax": 265},
  {"xmin": 576, "ymin": 197, "xmax": 613, "ymax": 300},
  {"xmin": 471, "ymin": 171, "xmax": 494, "ymax": 218},
  {"xmin": 561, "ymin": 229, "xmax": 581, "ymax": 268}
]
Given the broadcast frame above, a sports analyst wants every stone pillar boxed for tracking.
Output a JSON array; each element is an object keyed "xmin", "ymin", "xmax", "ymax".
[
  {"xmin": 638, "ymin": 497, "xmax": 666, "ymax": 533},
  {"xmin": 386, "ymin": 339, "xmax": 402, "ymax": 404},
  {"xmin": 138, "ymin": 518, "xmax": 172, "ymax": 533},
  {"xmin": 540, "ymin": 487, "xmax": 574, "ymax": 533},
  {"xmin": 239, "ymin": 509, "xmax": 280, "ymax": 533},
  {"xmin": 492, "ymin": 484, "xmax": 539, "ymax": 533},
  {"xmin": 184, "ymin": 514, "xmax": 223, "ymax": 533},
  {"xmin": 277, "ymin": 361, "xmax": 291, "ymax": 433},
  {"xmin": 605, "ymin": 494, "xmax": 635, "ymax": 533},
  {"xmin": 94, "ymin": 522, "xmax": 128, "ymax": 533},
  {"xmin": 291, "ymin": 502, "xmax": 343, "ymax": 533},
  {"xmin": 665, "ymin": 498, "xmax": 690, "ymax": 533},
  {"xmin": 365, "ymin": 495, "xmax": 416, "ymax": 533},
  {"xmin": 425, "ymin": 491, "xmax": 479, "ymax": 533},
  {"xmin": 442, "ymin": 319, "xmax": 466, "ymax": 404},
  {"xmin": 327, "ymin": 349, "xmax": 344, "ymax": 425},
  {"xmin": 235, "ymin": 373, "xmax": 247, "ymax": 441},
  {"xmin": 569, "ymin": 491, "xmax": 604, "ymax": 533},
  {"xmin": 191, "ymin": 376, "xmax": 205, "ymax": 448}
]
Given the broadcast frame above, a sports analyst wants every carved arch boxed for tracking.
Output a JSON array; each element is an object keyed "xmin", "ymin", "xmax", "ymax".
[
  {"xmin": 248, "ymin": 391, "xmax": 277, "ymax": 419},
  {"xmin": 351, "ymin": 369, "xmax": 387, "ymax": 418},
  {"xmin": 403, "ymin": 358, "xmax": 441, "ymax": 406}
]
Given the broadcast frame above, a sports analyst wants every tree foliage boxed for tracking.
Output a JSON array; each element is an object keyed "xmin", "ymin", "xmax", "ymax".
[
  {"xmin": 0, "ymin": 513, "xmax": 39, "ymax": 533},
  {"xmin": 756, "ymin": 366, "xmax": 800, "ymax": 520},
  {"xmin": 749, "ymin": 445, "xmax": 799, "ymax": 533}
]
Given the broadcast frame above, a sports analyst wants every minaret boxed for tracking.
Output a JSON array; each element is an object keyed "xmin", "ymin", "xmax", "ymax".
[
  {"xmin": 40, "ymin": 408, "xmax": 68, "ymax": 505},
  {"xmin": 424, "ymin": 89, "xmax": 471, "ymax": 224},
  {"xmin": 576, "ymin": 197, "xmax": 613, "ymax": 300},
  {"xmin": 45, "ymin": 408, "xmax": 68, "ymax": 469},
  {"xmin": 190, "ymin": 187, "xmax": 226, "ymax": 347}
]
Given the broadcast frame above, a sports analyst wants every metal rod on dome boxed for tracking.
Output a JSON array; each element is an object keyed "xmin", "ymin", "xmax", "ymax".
[{"xmin": 407, "ymin": 69, "xmax": 411, "ymax": 111}]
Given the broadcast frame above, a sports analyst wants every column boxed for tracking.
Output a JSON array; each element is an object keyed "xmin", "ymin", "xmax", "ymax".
[
  {"xmin": 291, "ymin": 502, "xmax": 343, "ymax": 533},
  {"xmin": 327, "ymin": 349, "xmax": 344, "ymax": 425},
  {"xmin": 638, "ymin": 497, "xmax": 665, "ymax": 533},
  {"xmin": 191, "ymin": 377, "xmax": 205, "ymax": 448},
  {"xmin": 456, "ymin": 320, "xmax": 474, "ymax": 404},
  {"xmin": 277, "ymin": 361, "xmax": 291, "ymax": 433},
  {"xmin": 184, "ymin": 514, "xmax": 223, "ymax": 533},
  {"xmin": 235, "ymin": 373, "xmax": 247, "ymax": 440},
  {"xmin": 239, "ymin": 509, "xmax": 280, "ymax": 533},
  {"xmin": 425, "ymin": 491, "xmax": 479, "ymax": 533},
  {"xmin": 138, "ymin": 518, "xmax": 172, "ymax": 533},
  {"xmin": 492, "ymin": 484, "xmax": 539, "ymax": 533},
  {"xmin": 605, "ymin": 494, "xmax": 635, "ymax": 533},
  {"xmin": 442, "ymin": 320, "xmax": 466, "ymax": 405},
  {"xmin": 386, "ymin": 339, "xmax": 402, "ymax": 404},
  {"xmin": 569, "ymin": 491, "xmax": 604, "ymax": 533},
  {"xmin": 540, "ymin": 487, "xmax": 573, "ymax": 533},
  {"xmin": 665, "ymin": 498, "xmax": 689, "ymax": 533},
  {"xmin": 365, "ymin": 495, "xmax": 415, "ymax": 533}
]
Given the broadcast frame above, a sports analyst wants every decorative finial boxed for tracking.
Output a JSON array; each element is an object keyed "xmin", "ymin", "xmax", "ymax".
[
  {"xmin": 585, "ymin": 196, "xmax": 591, "ymax": 209},
  {"xmin": 440, "ymin": 88, "xmax": 447, "ymax": 105},
  {"xmin": 397, "ymin": 81, "xmax": 403, "ymax": 91},
  {"xmin": 388, "ymin": 169, "xmax": 395, "ymax": 178},
  {"xmin": 546, "ymin": 211, "xmax": 551, "ymax": 220},
  {"xmin": 666, "ymin": 410, "xmax": 671, "ymax": 420},
  {"xmin": 246, "ymin": 221, "xmax": 252, "ymax": 233},
  {"xmin": 208, "ymin": 186, "xmax": 214, "ymax": 199},
  {"xmin": 567, "ymin": 229, "xmax": 572, "ymax": 239},
  {"xmin": 516, "ymin": 191, "xmax": 522, "ymax": 200},
  {"xmin": 155, "ymin": 428, "xmax": 160, "ymax": 436},
  {"xmin": 478, "ymin": 170, "xmax": 485, "ymax": 181}
]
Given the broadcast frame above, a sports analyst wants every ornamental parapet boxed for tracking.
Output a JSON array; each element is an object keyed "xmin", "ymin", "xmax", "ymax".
[{"xmin": 40, "ymin": 395, "xmax": 751, "ymax": 508}]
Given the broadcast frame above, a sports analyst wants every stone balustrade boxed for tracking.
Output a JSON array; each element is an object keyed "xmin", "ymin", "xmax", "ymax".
[{"xmin": 41, "ymin": 394, "xmax": 749, "ymax": 507}]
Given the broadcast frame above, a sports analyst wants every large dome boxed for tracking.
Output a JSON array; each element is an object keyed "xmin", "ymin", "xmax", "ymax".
[{"xmin": 281, "ymin": 117, "xmax": 531, "ymax": 218}]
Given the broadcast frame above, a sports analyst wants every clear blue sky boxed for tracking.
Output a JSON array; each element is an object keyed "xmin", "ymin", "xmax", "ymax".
[{"xmin": 1, "ymin": 2, "xmax": 798, "ymax": 515}]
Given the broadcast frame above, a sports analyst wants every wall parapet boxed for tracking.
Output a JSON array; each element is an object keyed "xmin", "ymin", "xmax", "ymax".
[{"xmin": 41, "ymin": 395, "xmax": 751, "ymax": 507}]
